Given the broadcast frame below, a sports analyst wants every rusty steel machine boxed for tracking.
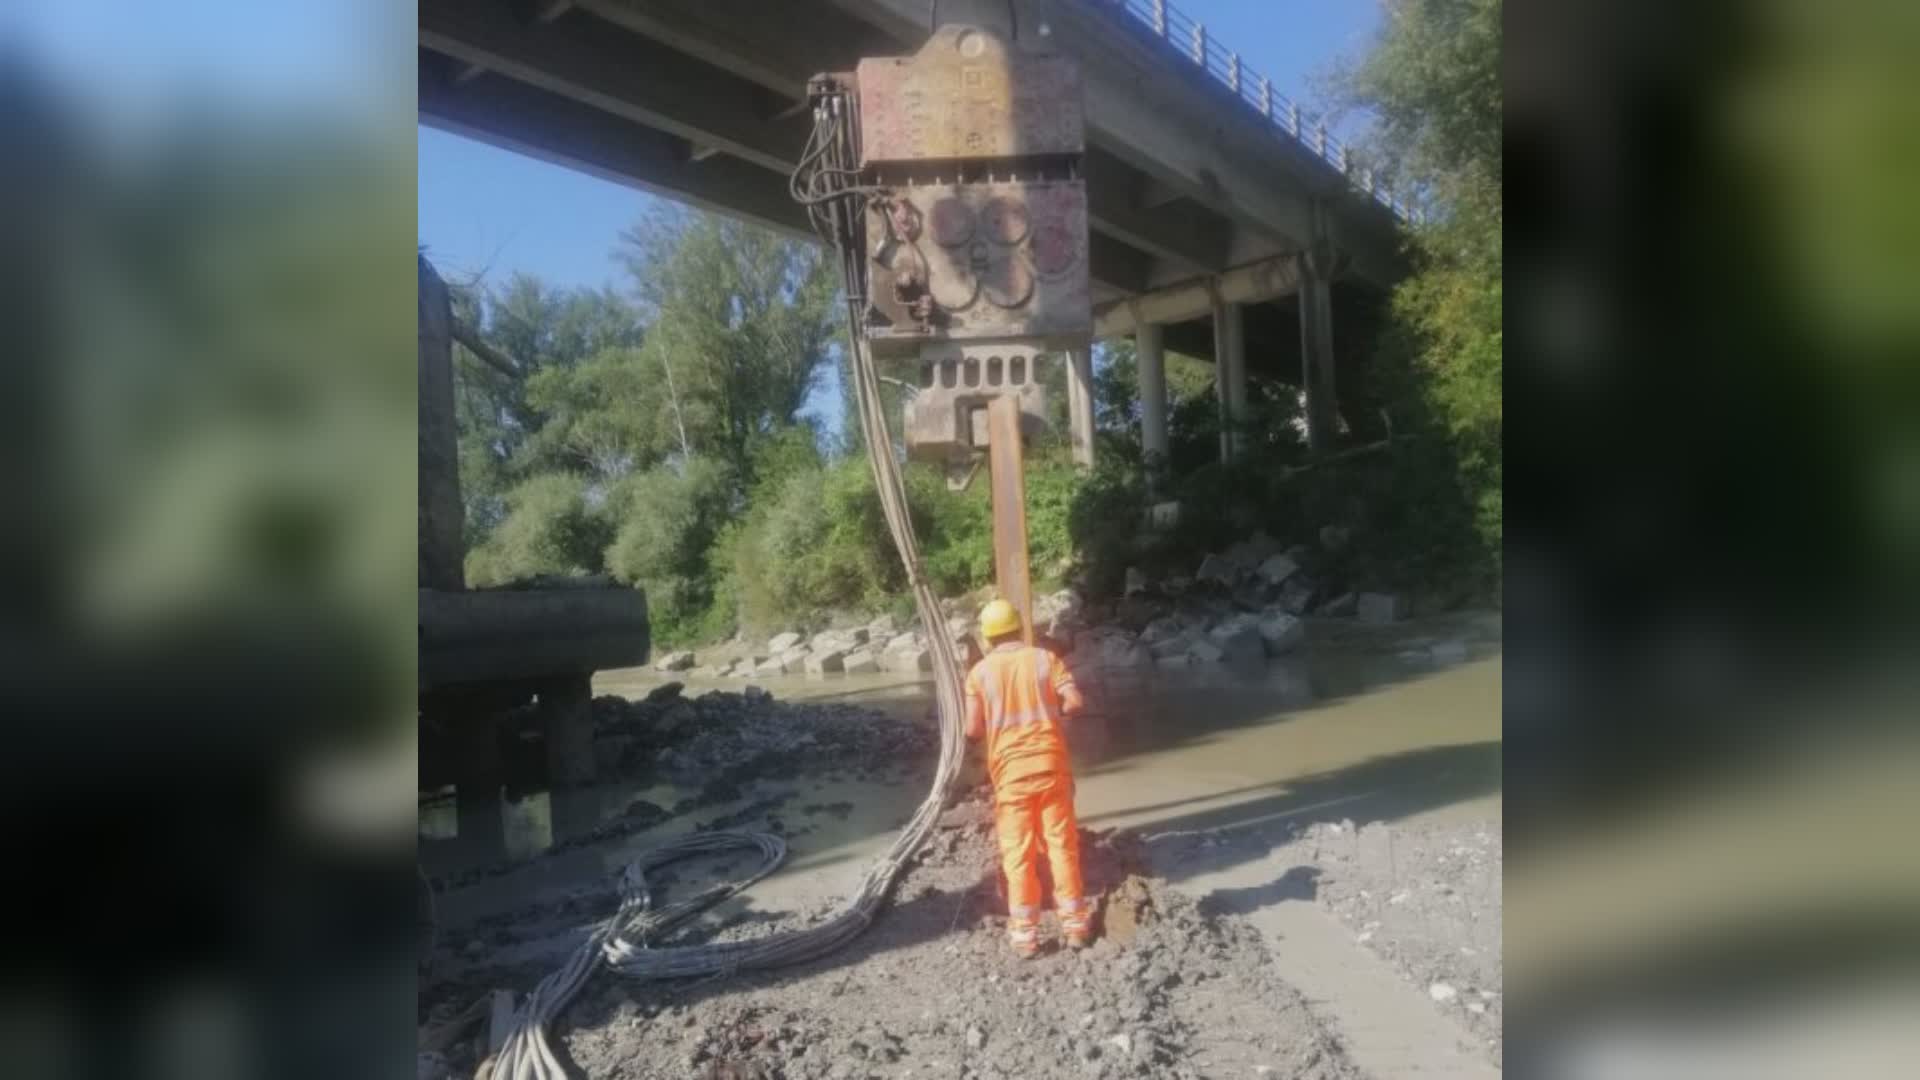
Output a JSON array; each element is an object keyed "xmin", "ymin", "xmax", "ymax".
[{"xmin": 795, "ymin": 8, "xmax": 1091, "ymax": 640}]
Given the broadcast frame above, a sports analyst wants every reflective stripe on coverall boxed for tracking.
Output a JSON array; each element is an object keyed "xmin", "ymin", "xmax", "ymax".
[{"xmin": 964, "ymin": 642, "xmax": 1092, "ymax": 943}]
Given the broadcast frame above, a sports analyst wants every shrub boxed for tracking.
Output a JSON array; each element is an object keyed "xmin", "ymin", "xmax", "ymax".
[
  {"xmin": 464, "ymin": 472, "xmax": 611, "ymax": 586},
  {"xmin": 603, "ymin": 457, "xmax": 734, "ymax": 642}
]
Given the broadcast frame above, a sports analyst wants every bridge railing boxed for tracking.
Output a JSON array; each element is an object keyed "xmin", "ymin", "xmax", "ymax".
[{"xmin": 1083, "ymin": 0, "xmax": 1421, "ymax": 225}]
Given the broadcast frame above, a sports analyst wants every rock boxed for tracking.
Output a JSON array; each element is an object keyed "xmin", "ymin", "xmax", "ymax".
[
  {"xmin": 1207, "ymin": 615, "xmax": 1265, "ymax": 664},
  {"xmin": 946, "ymin": 614, "xmax": 972, "ymax": 638},
  {"xmin": 743, "ymin": 685, "xmax": 770, "ymax": 702},
  {"xmin": 867, "ymin": 614, "xmax": 899, "ymax": 639},
  {"xmin": 1358, "ymin": 592, "xmax": 1405, "ymax": 624},
  {"xmin": 842, "ymin": 648, "xmax": 879, "ymax": 675},
  {"xmin": 882, "ymin": 644, "xmax": 932, "ymax": 673},
  {"xmin": 1124, "ymin": 567, "xmax": 1148, "ymax": 597},
  {"xmin": 655, "ymin": 650, "xmax": 696, "ymax": 672},
  {"xmin": 966, "ymin": 1025, "xmax": 987, "ymax": 1051},
  {"xmin": 1320, "ymin": 524, "xmax": 1352, "ymax": 552},
  {"xmin": 657, "ymin": 701, "xmax": 696, "ymax": 735},
  {"xmin": 810, "ymin": 629, "xmax": 856, "ymax": 654},
  {"xmin": 1195, "ymin": 553, "xmax": 1233, "ymax": 585},
  {"xmin": 1140, "ymin": 614, "xmax": 1188, "ymax": 644},
  {"xmin": 1430, "ymin": 638, "xmax": 1470, "ymax": 665},
  {"xmin": 1257, "ymin": 612, "xmax": 1305, "ymax": 655},
  {"xmin": 1318, "ymin": 591, "xmax": 1357, "ymax": 617},
  {"xmin": 1147, "ymin": 631, "xmax": 1197, "ymax": 661},
  {"xmin": 767, "ymin": 630, "xmax": 803, "ymax": 654},
  {"xmin": 754, "ymin": 655, "xmax": 788, "ymax": 677},
  {"xmin": 644, "ymin": 681, "xmax": 686, "ymax": 704},
  {"xmin": 804, "ymin": 648, "xmax": 847, "ymax": 675},
  {"xmin": 1256, "ymin": 553, "xmax": 1299, "ymax": 585},
  {"xmin": 1073, "ymin": 628, "xmax": 1149, "ymax": 670},
  {"xmin": 1106, "ymin": 1033, "xmax": 1133, "ymax": 1057},
  {"xmin": 1279, "ymin": 576, "xmax": 1316, "ymax": 615},
  {"xmin": 1147, "ymin": 500, "xmax": 1181, "ymax": 530},
  {"xmin": 1034, "ymin": 588, "xmax": 1083, "ymax": 636},
  {"xmin": 1429, "ymin": 982, "xmax": 1458, "ymax": 1003},
  {"xmin": 778, "ymin": 647, "xmax": 812, "ymax": 674},
  {"xmin": 688, "ymin": 665, "xmax": 723, "ymax": 679},
  {"xmin": 1155, "ymin": 652, "xmax": 1192, "ymax": 669},
  {"xmin": 1467, "ymin": 1001, "xmax": 1487, "ymax": 1015},
  {"xmin": 1185, "ymin": 638, "xmax": 1225, "ymax": 664},
  {"xmin": 416, "ymin": 1051, "xmax": 452, "ymax": 1080}
]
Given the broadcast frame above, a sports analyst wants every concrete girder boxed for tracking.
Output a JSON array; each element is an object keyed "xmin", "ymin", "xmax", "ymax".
[
  {"xmin": 420, "ymin": 54, "xmax": 817, "ymax": 238},
  {"xmin": 417, "ymin": 53, "xmax": 1156, "ymax": 292},
  {"xmin": 478, "ymin": 0, "xmax": 1229, "ymax": 274},
  {"xmin": 1092, "ymin": 255, "xmax": 1304, "ymax": 338},
  {"xmin": 420, "ymin": 0, "xmax": 809, "ymax": 174}
]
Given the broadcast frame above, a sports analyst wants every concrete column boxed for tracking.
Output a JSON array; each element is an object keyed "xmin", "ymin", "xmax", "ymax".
[
  {"xmin": 1065, "ymin": 347, "xmax": 1096, "ymax": 469},
  {"xmin": 539, "ymin": 674, "xmax": 597, "ymax": 788},
  {"xmin": 1300, "ymin": 253, "xmax": 1338, "ymax": 453},
  {"xmin": 1214, "ymin": 299, "xmax": 1247, "ymax": 462},
  {"xmin": 1136, "ymin": 324, "xmax": 1169, "ymax": 484}
]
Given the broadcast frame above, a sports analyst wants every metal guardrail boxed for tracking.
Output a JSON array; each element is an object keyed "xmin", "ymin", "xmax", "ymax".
[{"xmin": 1080, "ymin": 0, "xmax": 1421, "ymax": 225}]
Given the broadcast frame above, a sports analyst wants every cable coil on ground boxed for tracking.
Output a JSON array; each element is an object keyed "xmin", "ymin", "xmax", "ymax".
[{"xmin": 481, "ymin": 78, "xmax": 970, "ymax": 1080}]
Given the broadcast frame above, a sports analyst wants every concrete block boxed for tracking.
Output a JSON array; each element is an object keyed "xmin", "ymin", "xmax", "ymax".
[
  {"xmin": 886, "ymin": 645, "xmax": 933, "ymax": 673},
  {"xmin": 1318, "ymin": 592, "xmax": 1357, "ymax": 617},
  {"xmin": 866, "ymin": 614, "xmax": 899, "ymax": 639},
  {"xmin": 1124, "ymin": 567, "xmax": 1147, "ymax": 596},
  {"xmin": 1195, "ymin": 553, "xmax": 1233, "ymax": 584},
  {"xmin": 1186, "ymin": 638, "xmax": 1225, "ymax": 664},
  {"xmin": 754, "ymin": 655, "xmax": 787, "ymax": 677},
  {"xmin": 1358, "ymin": 592, "xmax": 1405, "ymax": 624},
  {"xmin": 1148, "ymin": 500, "xmax": 1181, "ymax": 530},
  {"xmin": 1429, "ymin": 639, "xmax": 1469, "ymax": 665},
  {"xmin": 778, "ymin": 647, "xmax": 812, "ymax": 674},
  {"xmin": 1256, "ymin": 553, "xmax": 1300, "ymax": 585},
  {"xmin": 804, "ymin": 648, "xmax": 847, "ymax": 675},
  {"xmin": 1258, "ymin": 612, "xmax": 1306, "ymax": 656},
  {"xmin": 842, "ymin": 648, "xmax": 879, "ymax": 675},
  {"xmin": 767, "ymin": 631, "xmax": 803, "ymax": 654},
  {"xmin": 1208, "ymin": 621, "xmax": 1265, "ymax": 664},
  {"xmin": 654, "ymin": 650, "xmax": 696, "ymax": 672}
]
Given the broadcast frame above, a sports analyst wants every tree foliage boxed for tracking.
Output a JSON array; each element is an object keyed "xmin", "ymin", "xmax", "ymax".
[{"xmin": 1345, "ymin": 0, "xmax": 1504, "ymax": 562}]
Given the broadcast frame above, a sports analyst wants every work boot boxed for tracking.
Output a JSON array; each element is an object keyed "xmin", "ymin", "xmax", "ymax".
[
  {"xmin": 1008, "ymin": 921, "xmax": 1040, "ymax": 959},
  {"xmin": 1065, "ymin": 928, "xmax": 1094, "ymax": 950}
]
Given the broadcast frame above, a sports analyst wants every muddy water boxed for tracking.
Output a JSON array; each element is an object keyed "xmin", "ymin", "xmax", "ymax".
[{"xmin": 422, "ymin": 614, "xmax": 1501, "ymax": 930}]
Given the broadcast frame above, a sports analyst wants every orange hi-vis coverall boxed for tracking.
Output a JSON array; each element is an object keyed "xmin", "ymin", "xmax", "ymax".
[{"xmin": 964, "ymin": 641, "xmax": 1090, "ymax": 950}]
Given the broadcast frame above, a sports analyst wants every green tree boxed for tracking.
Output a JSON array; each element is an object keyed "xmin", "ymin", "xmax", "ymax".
[
  {"xmin": 1344, "ymin": 0, "xmax": 1503, "ymax": 561},
  {"xmin": 616, "ymin": 210, "xmax": 840, "ymax": 478}
]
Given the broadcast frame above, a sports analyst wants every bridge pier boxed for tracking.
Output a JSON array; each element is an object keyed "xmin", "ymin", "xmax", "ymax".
[
  {"xmin": 1300, "ymin": 252, "xmax": 1339, "ymax": 453},
  {"xmin": 539, "ymin": 674, "xmax": 598, "ymax": 788},
  {"xmin": 1214, "ymin": 300, "xmax": 1247, "ymax": 462},
  {"xmin": 1065, "ymin": 347, "xmax": 1096, "ymax": 469},
  {"xmin": 1136, "ymin": 323, "xmax": 1168, "ymax": 488}
]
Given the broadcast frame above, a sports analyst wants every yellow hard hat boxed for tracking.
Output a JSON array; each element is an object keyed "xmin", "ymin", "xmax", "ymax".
[{"xmin": 979, "ymin": 598, "xmax": 1022, "ymax": 639}]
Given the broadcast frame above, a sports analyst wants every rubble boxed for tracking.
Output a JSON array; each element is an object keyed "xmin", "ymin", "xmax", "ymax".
[
  {"xmin": 1256, "ymin": 552, "xmax": 1300, "ymax": 585},
  {"xmin": 655, "ymin": 650, "xmax": 696, "ymax": 673},
  {"xmin": 803, "ymin": 649, "xmax": 846, "ymax": 675},
  {"xmin": 1319, "ymin": 592, "xmax": 1358, "ymax": 617},
  {"xmin": 432, "ymin": 815, "xmax": 1363, "ymax": 1080},
  {"xmin": 767, "ymin": 631, "xmax": 804, "ymax": 654},
  {"xmin": 841, "ymin": 648, "xmax": 879, "ymax": 675},
  {"xmin": 1257, "ymin": 611, "xmax": 1306, "ymax": 655}
]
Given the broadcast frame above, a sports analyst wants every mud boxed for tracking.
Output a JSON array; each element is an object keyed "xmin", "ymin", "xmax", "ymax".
[{"xmin": 425, "ymin": 795, "xmax": 1361, "ymax": 1080}]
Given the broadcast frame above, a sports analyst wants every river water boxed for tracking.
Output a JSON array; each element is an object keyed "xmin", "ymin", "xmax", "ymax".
[{"xmin": 421, "ymin": 611, "xmax": 1501, "ymax": 930}]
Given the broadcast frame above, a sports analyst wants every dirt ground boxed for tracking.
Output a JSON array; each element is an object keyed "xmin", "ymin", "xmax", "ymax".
[
  {"xmin": 421, "ymin": 629, "xmax": 1503, "ymax": 1079},
  {"xmin": 1262, "ymin": 818, "xmax": 1502, "ymax": 1059}
]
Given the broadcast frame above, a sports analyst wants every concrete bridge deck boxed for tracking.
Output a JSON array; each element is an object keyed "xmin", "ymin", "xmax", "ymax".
[{"xmin": 419, "ymin": 0, "xmax": 1414, "ymax": 459}]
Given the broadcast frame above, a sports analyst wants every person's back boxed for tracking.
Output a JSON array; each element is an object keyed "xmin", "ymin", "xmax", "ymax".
[{"xmin": 964, "ymin": 600, "xmax": 1093, "ymax": 956}]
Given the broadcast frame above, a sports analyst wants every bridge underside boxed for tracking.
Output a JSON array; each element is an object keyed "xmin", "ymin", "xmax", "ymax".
[{"xmin": 419, "ymin": 0, "xmax": 1406, "ymax": 451}]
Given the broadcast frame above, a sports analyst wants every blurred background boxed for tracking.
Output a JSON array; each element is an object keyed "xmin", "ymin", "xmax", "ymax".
[
  {"xmin": 1503, "ymin": 0, "xmax": 1919, "ymax": 1076},
  {"xmin": 0, "ymin": 2, "xmax": 417, "ymax": 1078},
  {"xmin": 0, "ymin": 0, "xmax": 1913, "ymax": 1077}
]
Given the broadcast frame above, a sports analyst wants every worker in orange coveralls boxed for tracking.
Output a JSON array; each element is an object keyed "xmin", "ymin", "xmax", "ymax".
[{"xmin": 964, "ymin": 598, "xmax": 1093, "ymax": 957}]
